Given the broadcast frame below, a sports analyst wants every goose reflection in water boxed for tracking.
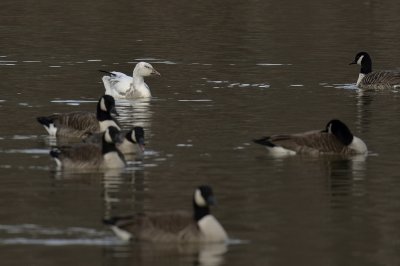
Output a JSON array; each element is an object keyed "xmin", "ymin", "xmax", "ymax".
[
  {"xmin": 115, "ymin": 98, "xmax": 153, "ymax": 130},
  {"xmin": 104, "ymin": 241, "xmax": 228, "ymax": 266}
]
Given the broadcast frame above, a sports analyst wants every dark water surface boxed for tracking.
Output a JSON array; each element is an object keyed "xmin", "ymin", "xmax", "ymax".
[{"xmin": 1, "ymin": 0, "xmax": 400, "ymax": 265}]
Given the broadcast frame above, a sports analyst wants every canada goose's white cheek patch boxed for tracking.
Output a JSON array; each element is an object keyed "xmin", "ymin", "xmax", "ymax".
[
  {"xmin": 100, "ymin": 98, "xmax": 107, "ymax": 111},
  {"xmin": 194, "ymin": 189, "xmax": 207, "ymax": 207},
  {"xmin": 357, "ymin": 55, "xmax": 364, "ymax": 65}
]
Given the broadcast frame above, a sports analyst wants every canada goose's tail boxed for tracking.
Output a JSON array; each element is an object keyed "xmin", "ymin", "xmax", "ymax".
[
  {"xmin": 49, "ymin": 148, "xmax": 60, "ymax": 158},
  {"xmin": 253, "ymin": 137, "xmax": 275, "ymax": 147},
  {"xmin": 253, "ymin": 136, "xmax": 296, "ymax": 157},
  {"xmin": 103, "ymin": 215, "xmax": 135, "ymax": 241},
  {"xmin": 37, "ymin": 117, "xmax": 57, "ymax": 136}
]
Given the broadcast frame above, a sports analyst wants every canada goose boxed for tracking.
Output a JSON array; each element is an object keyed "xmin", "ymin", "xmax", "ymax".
[
  {"xmin": 349, "ymin": 51, "xmax": 400, "ymax": 89},
  {"xmin": 103, "ymin": 185, "xmax": 228, "ymax": 243},
  {"xmin": 37, "ymin": 95, "xmax": 120, "ymax": 138},
  {"xmin": 50, "ymin": 126, "xmax": 126, "ymax": 170},
  {"xmin": 84, "ymin": 126, "xmax": 145, "ymax": 154},
  {"xmin": 100, "ymin": 62, "xmax": 161, "ymax": 99},
  {"xmin": 253, "ymin": 119, "xmax": 367, "ymax": 156}
]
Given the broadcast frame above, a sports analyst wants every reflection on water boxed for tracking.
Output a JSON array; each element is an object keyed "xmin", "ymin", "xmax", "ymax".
[
  {"xmin": 102, "ymin": 167, "xmax": 146, "ymax": 220},
  {"xmin": 325, "ymin": 155, "xmax": 367, "ymax": 201},
  {"xmin": 354, "ymin": 89, "xmax": 374, "ymax": 134},
  {"xmin": 104, "ymin": 241, "xmax": 228, "ymax": 266},
  {"xmin": 116, "ymin": 98, "xmax": 153, "ymax": 131},
  {"xmin": 0, "ymin": 224, "xmax": 120, "ymax": 246}
]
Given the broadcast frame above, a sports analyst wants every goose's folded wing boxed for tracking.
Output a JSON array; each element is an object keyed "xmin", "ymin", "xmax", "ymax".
[
  {"xmin": 270, "ymin": 130, "xmax": 345, "ymax": 153},
  {"xmin": 117, "ymin": 211, "xmax": 193, "ymax": 233},
  {"xmin": 58, "ymin": 143, "xmax": 102, "ymax": 162},
  {"xmin": 55, "ymin": 112, "xmax": 98, "ymax": 132},
  {"xmin": 363, "ymin": 71, "xmax": 400, "ymax": 85},
  {"xmin": 108, "ymin": 74, "xmax": 133, "ymax": 94}
]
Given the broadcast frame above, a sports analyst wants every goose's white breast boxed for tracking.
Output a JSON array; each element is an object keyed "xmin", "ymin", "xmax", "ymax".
[{"xmin": 198, "ymin": 215, "xmax": 228, "ymax": 242}]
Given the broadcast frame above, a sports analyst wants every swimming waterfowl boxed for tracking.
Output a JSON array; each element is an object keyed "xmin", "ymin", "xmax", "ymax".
[
  {"xmin": 253, "ymin": 119, "xmax": 367, "ymax": 156},
  {"xmin": 100, "ymin": 62, "xmax": 161, "ymax": 99},
  {"xmin": 37, "ymin": 95, "xmax": 120, "ymax": 138},
  {"xmin": 349, "ymin": 51, "xmax": 400, "ymax": 89},
  {"xmin": 50, "ymin": 126, "xmax": 126, "ymax": 170},
  {"xmin": 84, "ymin": 126, "xmax": 145, "ymax": 154},
  {"xmin": 103, "ymin": 185, "xmax": 228, "ymax": 243}
]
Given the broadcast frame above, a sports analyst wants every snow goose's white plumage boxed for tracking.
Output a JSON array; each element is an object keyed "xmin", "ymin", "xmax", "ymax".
[{"xmin": 100, "ymin": 62, "xmax": 160, "ymax": 99}]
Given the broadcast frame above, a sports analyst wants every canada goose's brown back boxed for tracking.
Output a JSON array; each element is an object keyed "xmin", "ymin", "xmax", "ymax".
[
  {"xmin": 52, "ymin": 112, "xmax": 99, "ymax": 135},
  {"xmin": 361, "ymin": 71, "xmax": 400, "ymax": 88},
  {"xmin": 58, "ymin": 143, "xmax": 103, "ymax": 166},
  {"xmin": 269, "ymin": 130, "xmax": 349, "ymax": 155},
  {"xmin": 118, "ymin": 211, "xmax": 203, "ymax": 242}
]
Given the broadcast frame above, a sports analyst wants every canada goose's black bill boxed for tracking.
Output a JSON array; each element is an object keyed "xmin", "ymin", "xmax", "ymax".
[
  {"xmin": 349, "ymin": 61, "xmax": 356, "ymax": 65},
  {"xmin": 206, "ymin": 195, "xmax": 215, "ymax": 205},
  {"xmin": 132, "ymin": 126, "xmax": 146, "ymax": 152},
  {"xmin": 137, "ymin": 137, "xmax": 145, "ymax": 152},
  {"xmin": 110, "ymin": 106, "xmax": 119, "ymax": 116}
]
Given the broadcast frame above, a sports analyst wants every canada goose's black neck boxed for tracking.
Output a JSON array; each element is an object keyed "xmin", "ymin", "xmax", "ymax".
[
  {"xmin": 102, "ymin": 135, "xmax": 118, "ymax": 154},
  {"xmin": 193, "ymin": 200, "xmax": 210, "ymax": 221},
  {"xmin": 361, "ymin": 55, "xmax": 372, "ymax": 74},
  {"xmin": 101, "ymin": 126, "xmax": 119, "ymax": 154}
]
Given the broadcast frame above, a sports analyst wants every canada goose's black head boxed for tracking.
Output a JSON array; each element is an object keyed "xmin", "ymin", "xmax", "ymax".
[
  {"xmin": 193, "ymin": 185, "xmax": 215, "ymax": 221},
  {"xmin": 349, "ymin": 51, "xmax": 372, "ymax": 74},
  {"xmin": 97, "ymin": 95, "xmax": 119, "ymax": 117},
  {"xmin": 126, "ymin": 126, "xmax": 145, "ymax": 151},
  {"xmin": 324, "ymin": 119, "xmax": 354, "ymax": 146}
]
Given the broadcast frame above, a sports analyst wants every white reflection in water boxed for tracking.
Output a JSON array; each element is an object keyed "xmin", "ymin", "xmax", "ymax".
[
  {"xmin": 0, "ymin": 224, "xmax": 120, "ymax": 246},
  {"xmin": 116, "ymin": 98, "xmax": 152, "ymax": 130},
  {"xmin": 102, "ymin": 165, "xmax": 146, "ymax": 220},
  {"xmin": 205, "ymin": 78, "xmax": 270, "ymax": 89},
  {"xmin": 331, "ymin": 83, "xmax": 358, "ymax": 90},
  {"xmin": 1, "ymin": 148, "xmax": 49, "ymax": 154},
  {"xmin": 256, "ymin": 63, "xmax": 292, "ymax": 66},
  {"xmin": 50, "ymin": 99, "xmax": 97, "ymax": 104},
  {"xmin": 12, "ymin": 135, "xmax": 38, "ymax": 140}
]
